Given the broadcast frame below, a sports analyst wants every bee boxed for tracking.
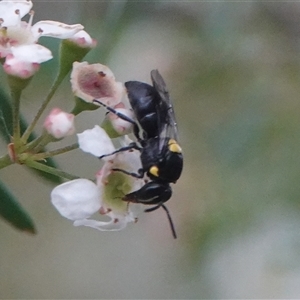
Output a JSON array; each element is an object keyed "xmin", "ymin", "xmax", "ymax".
[{"xmin": 94, "ymin": 70, "xmax": 183, "ymax": 238}]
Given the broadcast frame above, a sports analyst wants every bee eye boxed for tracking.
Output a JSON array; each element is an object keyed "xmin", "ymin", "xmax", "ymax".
[{"xmin": 149, "ymin": 166, "xmax": 159, "ymax": 177}]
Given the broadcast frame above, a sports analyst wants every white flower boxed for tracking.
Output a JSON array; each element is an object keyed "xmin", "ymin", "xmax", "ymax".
[
  {"xmin": 76, "ymin": 150, "xmax": 143, "ymax": 231},
  {"xmin": 0, "ymin": 0, "xmax": 84, "ymax": 76},
  {"xmin": 51, "ymin": 131, "xmax": 144, "ymax": 232},
  {"xmin": 77, "ymin": 125, "xmax": 115, "ymax": 159},
  {"xmin": 44, "ymin": 108, "xmax": 75, "ymax": 139},
  {"xmin": 70, "ymin": 62, "xmax": 124, "ymax": 106}
]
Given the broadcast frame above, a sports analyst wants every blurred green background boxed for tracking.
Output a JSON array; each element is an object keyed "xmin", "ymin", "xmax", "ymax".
[{"xmin": 2, "ymin": 1, "xmax": 300, "ymax": 298}]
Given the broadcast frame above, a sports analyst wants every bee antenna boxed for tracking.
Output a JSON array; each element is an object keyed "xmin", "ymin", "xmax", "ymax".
[
  {"xmin": 93, "ymin": 99, "xmax": 103, "ymax": 105},
  {"xmin": 145, "ymin": 204, "xmax": 177, "ymax": 239},
  {"xmin": 161, "ymin": 204, "xmax": 177, "ymax": 239}
]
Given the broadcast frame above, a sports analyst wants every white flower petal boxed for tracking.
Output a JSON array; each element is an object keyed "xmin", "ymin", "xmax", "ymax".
[
  {"xmin": 77, "ymin": 125, "xmax": 115, "ymax": 158},
  {"xmin": 73, "ymin": 213, "xmax": 134, "ymax": 231},
  {"xmin": 0, "ymin": 0, "xmax": 33, "ymax": 27},
  {"xmin": 119, "ymin": 135, "xmax": 134, "ymax": 147},
  {"xmin": 114, "ymin": 148, "xmax": 143, "ymax": 175},
  {"xmin": 31, "ymin": 21, "xmax": 83, "ymax": 40},
  {"xmin": 11, "ymin": 44, "xmax": 52, "ymax": 63},
  {"xmin": 51, "ymin": 179, "xmax": 100, "ymax": 221},
  {"xmin": 113, "ymin": 150, "xmax": 144, "ymax": 193}
]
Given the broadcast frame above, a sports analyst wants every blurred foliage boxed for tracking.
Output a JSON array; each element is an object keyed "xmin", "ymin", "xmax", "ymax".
[
  {"xmin": 0, "ymin": 180, "xmax": 36, "ymax": 234},
  {"xmin": 159, "ymin": 1, "xmax": 300, "ymax": 294}
]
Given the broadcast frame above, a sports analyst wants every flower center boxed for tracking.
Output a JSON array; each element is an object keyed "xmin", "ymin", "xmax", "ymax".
[
  {"xmin": 78, "ymin": 70, "xmax": 114, "ymax": 98},
  {"xmin": 0, "ymin": 9, "xmax": 35, "ymax": 57},
  {"xmin": 103, "ymin": 171, "xmax": 132, "ymax": 213}
]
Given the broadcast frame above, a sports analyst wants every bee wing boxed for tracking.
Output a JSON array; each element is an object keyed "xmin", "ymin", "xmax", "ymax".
[{"xmin": 151, "ymin": 70, "xmax": 179, "ymax": 152}]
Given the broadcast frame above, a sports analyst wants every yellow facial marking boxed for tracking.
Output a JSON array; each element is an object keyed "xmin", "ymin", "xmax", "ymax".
[
  {"xmin": 149, "ymin": 166, "xmax": 159, "ymax": 177},
  {"xmin": 168, "ymin": 139, "xmax": 182, "ymax": 153}
]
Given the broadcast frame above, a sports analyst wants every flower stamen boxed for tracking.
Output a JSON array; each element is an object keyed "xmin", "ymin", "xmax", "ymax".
[
  {"xmin": 27, "ymin": 10, "xmax": 34, "ymax": 28},
  {"xmin": 14, "ymin": 9, "xmax": 21, "ymax": 27}
]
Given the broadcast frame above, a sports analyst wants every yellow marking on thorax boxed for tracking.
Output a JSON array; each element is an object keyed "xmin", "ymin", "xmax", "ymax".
[
  {"xmin": 168, "ymin": 139, "xmax": 182, "ymax": 153},
  {"xmin": 149, "ymin": 166, "xmax": 159, "ymax": 177}
]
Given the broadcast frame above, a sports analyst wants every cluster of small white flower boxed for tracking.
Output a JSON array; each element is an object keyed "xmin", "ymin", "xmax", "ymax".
[
  {"xmin": 0, "ymin": 0, "xmax": 95, "ymax": 78},
  {"xmin": 0, "ymin": 0, "xmax": 146, "ymax": 233}
]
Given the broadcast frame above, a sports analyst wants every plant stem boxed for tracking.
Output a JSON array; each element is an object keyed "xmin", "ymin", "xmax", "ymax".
[
  {"xmin": 11, "ymin": 88, "xmax": 22, "ymax": 148},
  {"xmin": 25, "ymin": 159, "xmax": 80, "ymax": 181},
  {"xmin": 20, "ymin": 131, "xmax": 56, "ymax": 154},
  {"xmin": 31, "ymin": 143, "xmax": 79, "ymax": 160},
  {"xmin": 23, "ymin": 134, "xmax": 47, "ymax": 152},
  {"xmin": 30, "ymin": 133, "xmax": 56, "ymax": 153},
  {"xmin": 21, "ymin": 72, "xmax": 65, "ymax": 143}
]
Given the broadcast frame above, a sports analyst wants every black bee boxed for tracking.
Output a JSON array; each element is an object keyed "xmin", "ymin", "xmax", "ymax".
[{"xmin": 94, "ymin": 70, "xmax": 183, "ymax": 238}]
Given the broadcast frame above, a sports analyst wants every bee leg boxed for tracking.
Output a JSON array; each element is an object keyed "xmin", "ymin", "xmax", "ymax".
[
  {"xmin": 93, "ymin": 99, "xmax": 142, "ymax": 143},
  {"xmin": 98, "ymin": 143, "xmax": 141, "ymax": 159},
  {"xmin": 112, "ymin": 167, "xmax": 144, "ymax": 179},
  {"xmin": 145, "ymin": 203, "xmax": 177, "ymax": 239}
]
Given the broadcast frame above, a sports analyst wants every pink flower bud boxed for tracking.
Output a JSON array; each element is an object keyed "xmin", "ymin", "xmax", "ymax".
[
  {"xmin": 3, "ymin": 44, "xmax": 52, "ymax": 78},
  {"xmin": 67, "ymin": 30, "xmax": 97, "ymax": 48},
  {"xmin": 3, "ymin": 54, "xmax": 40, "ymax": 79},
  {"xmin": 44, "ymin": 108, "xmax": 75, "ymax": 139}
]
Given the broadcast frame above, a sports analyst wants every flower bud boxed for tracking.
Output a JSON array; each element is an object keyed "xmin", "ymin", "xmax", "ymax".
[
  {"xmin": 44, "ymin": 108, "xmax": 75, "ymax": 139},
  {"xmin": 3, "ymin": 55, "xmax": 40, "ymax": 79},
  {"xmin": 67, "ymin": 30, "xmax": 97, "ymax": 49},
  {"xmin": 3, "ymin": 44, "xmax": 52, "ymax": 79},
  {"xmin": 105, "ymin": 103, "xmax": 134, "ymax": 136}
]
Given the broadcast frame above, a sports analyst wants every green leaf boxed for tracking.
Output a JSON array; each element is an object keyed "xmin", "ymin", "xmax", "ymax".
[
  {"xmin": 0, "ymin": 88, "xmax": 62, "ymax": 184},
  {"xmin": 0, "ymin": 180, "xmax": 36, "ymax": 234}
]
